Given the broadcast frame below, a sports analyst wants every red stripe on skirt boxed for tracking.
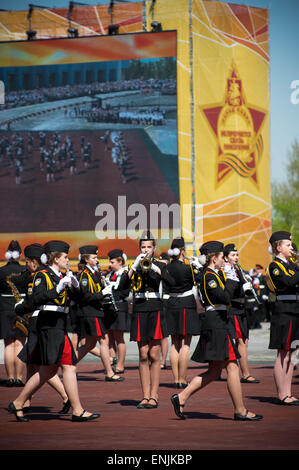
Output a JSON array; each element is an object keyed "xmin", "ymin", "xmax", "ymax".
[
  {"xmin": 153, "ymin": 311, "xmax": 163, "ymax": 340},
  {"xmin": 227, "ymin": 335, "xmax": 237, "ymax": 361},
  {"xmin": 136, "ymin": 314, "xmax": 141, "ymax": 342},
  {"xmin": 183, "ymin": 308, "xmax": 186, "ymax": 335},
  {"xmin": 95, "ymin": 318, "xmax": 103, "ymax": 337},
  {"xmin": 60, "ymin": 335, "xmax": 73, "ymax": 365},
  {"xmin": 285, "ymin": 320, "xmax": 292, "ymax": 351},
  {"xmin": 234, "ymin": 315, "xmax": 244, "ymax": 340}
]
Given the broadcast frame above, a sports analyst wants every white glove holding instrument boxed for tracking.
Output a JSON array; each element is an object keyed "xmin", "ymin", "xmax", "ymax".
[
  {"xmin": 223, "ymin": 263, "xmax": 239, "ymax": 281},
  {"xmin": 102, "ymin": 285, "xmax": 112, "ymax": 297},
  {"xmin": 14, "ymin": 299, "xmax": 24, "ymax": 311},
  {"xmin": 66, "ymin": 272, "xmax": 79, "ymax": 289},
  {"xmin": 242, "ymin": 282, "xmax": 252, "ymax": 294},
  {"xmin": 131, "ymin": 253, "xmax": 145, "ymax": 271},
  {"xmin": 56, "ymin": 276, "xmax": 72, "ymax": 294}
]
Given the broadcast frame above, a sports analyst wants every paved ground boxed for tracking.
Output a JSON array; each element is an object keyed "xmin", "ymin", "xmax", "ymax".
[{"xmin": 1, "ymin": 323, "xmax": 299, "ymax": 456}]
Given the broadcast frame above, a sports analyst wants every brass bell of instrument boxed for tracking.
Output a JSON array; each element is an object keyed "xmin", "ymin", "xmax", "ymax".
[{"xmin": 140, "ymin": 254, "xmax": 152, "ymax": 272}]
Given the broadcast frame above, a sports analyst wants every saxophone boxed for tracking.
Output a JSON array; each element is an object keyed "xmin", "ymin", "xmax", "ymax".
[{"xmin": 6, "ymin": 272, "xmax": 30, "ymax": 336}]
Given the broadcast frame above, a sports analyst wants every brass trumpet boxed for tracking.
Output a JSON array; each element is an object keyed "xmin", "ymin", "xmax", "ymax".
[{"xmin": 140, "ymin": 254, "xmax": 152, "ymax": 272}]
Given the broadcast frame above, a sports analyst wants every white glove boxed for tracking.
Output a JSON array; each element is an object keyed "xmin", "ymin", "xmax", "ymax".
[
  {"xmin": 102, "ymin": 285, "xmax": 112, "ymax": 297},
  {"xmin": 253, "ymin": 278, "xmax": 260, "ymax": 287},
  {"xmin": 242, "ymin": 282, "xmax": 252, "ymax": 294},
  {"xmin": 189, "ymin": 256, "xmax": 202, "ymax": 269},
  {"xmin": 244, "ymin": 274, "xmax": 252, "ymax": 282},
  {"xmin": 56, "ymin": 276, "xmax": 72, "ymax": 294},
  {"xmin": 224, "ymin": 263, "xmax": 239, "ymax": 281},
  {"xmin": 151, "ymin": 263, "xmax": 159, "ymax": 273},
  {"xmin": 14, "ymin": 299, "xmax": 24, "ymax": 311},
  {"xmin": 131, "ymin": 253, "xmax": 145, "ymax": 271},
  {"xmin": 67, "ymin": 272, "xmax": 79, "ymax": 289},
  {"xmin": 262, "ymin": 295, "xmax": 269, "ymax": 301}
]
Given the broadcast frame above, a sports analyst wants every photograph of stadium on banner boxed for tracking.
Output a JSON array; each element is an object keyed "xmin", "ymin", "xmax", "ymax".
[{"xmin": 0, "ymin": 31, "xmax": 179, "ymax": 255}]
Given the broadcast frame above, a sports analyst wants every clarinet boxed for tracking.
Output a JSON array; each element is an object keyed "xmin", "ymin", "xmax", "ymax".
[
  {"xmin": 97, "ymin": 264, "xmax": 118, "ymax": 313},
  {"xmin": 236, "ymin": 262, "xmax": 261, "ymax": 305},
  {"xmin": 7, "ymin": 272, "xmax": 30, "ymax": 336}
]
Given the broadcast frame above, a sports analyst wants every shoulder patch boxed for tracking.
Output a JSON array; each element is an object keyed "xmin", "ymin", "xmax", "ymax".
[
  {"xmin": 208, "ymin": 280, "xmax": 217, "ymax": 288},
  {"xmin": 34, "ymin": 278, "xmax": 41, "ymax": 286},
  {"xmin": 81, "ymin": 278, "xmax": 88, "ymax": 286},
  {"xmin": 273, "ymin": 268, "xmax": 279, "ymax": 276}
]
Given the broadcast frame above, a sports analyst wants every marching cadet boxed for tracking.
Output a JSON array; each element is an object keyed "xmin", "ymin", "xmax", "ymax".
[
  {"xmin": 171, "ymin": 241, "xmax": 263, "ymax": 421},
  {"xmin": 103, "ymin": 249, "xmax": 130, "ymax": 375},
  {"xmin": 166, "ymin": 237, "xmax": 201, "ymax": 388},
  {"xmin": 223, "ymin": 243, "xmax": 260, "ymax": 384},
  {"xmin": 128, "ymin": 230, "xmax": 171, "ymax": 409},
  {"xmin": 8, "ymin": 240, "xmax": 100, "ymax": 422},
  {"xmin": 158, "ymin": 253, "xmax": 170, "ymax": 370},
  {"xmin": 15, "ymin": 243, "xmax": 70, "ymax": 414},
  {"xmin": 267, "ymin": 231, "xmax": 299, "ymax": 405},
  {"xmin": 0, "ymin": 240, "xmax": 27, "ymax": 386},
  {"xmin": 75, "ymin": 245, "xmax": 124, "ymax": 382}
]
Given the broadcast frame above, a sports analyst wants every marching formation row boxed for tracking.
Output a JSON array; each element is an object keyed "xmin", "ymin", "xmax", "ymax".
[{"xmin": 0, "ymin": 229, "xmax": 298, "ymax": 422}]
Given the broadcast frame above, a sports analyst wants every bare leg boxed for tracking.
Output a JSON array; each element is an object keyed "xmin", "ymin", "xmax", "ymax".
[
  {"xmin": 237, "ymin": 338, "xmax": 258, "ymax": 381},
  {"xmin": 138, "ymin": 341, "xmax": 151, "ymax": 403},
  {"xmin": 47, "ymin": 374, "xmax": 68, "ymax": 402},
  {"xmin": 4, "ymin": 338, "xmax": 16, "ymax": 380},
  {"xmin": 77, "ymin": 335, "xmax": 97, "ymax": 362},
  {"xmin": 99, "ymin": 334, "xmax": 121, "ymax": 378},
  {"xmin": 170, "ymin": 335, "xmax": 180, "ymax": 383},
  {"xmin": 112, "ymin": 330, "xmax": 126, "ymax": 371},
  {"xmin": 178, "ymin": 335, "xmax": 192, "ymax": 384},
  {"xmin": 160, "ymin": 337, "xmax": 169, "ymax": 367},
  {"xmin": 148, "ymin": 340, "xmax": 161, "ymax": 402},
  {"xmin": 61, "ymin": 364, "xmax": 93, "ymax": 417},
  {"xmin": 274, "ymin": 349, "xmax": 298, "ymax": 402},
  {"xmin": 225, "ymin": 360, "xmax": 247, "ymax": 415},
  {"xmin": 14, "ymin": 337, "xmax": 26, "ymax": 381}
]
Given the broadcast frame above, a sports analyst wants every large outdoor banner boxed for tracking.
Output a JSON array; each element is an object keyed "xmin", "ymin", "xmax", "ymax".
[
  {"xmin": 0, "ymin": 0, "xmax": 271, "ymax": 269},
  {"xmin": 192, "ymin": 0, "xmax": 271, "ymax": 269},
  {"xmin": 0, "ymin": 31, "xmax": 179, "ymax": 260}
]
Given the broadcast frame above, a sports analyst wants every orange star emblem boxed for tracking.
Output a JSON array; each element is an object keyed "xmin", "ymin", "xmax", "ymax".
[{"xmin": 201, "ymin": 64, "xmax": 267, "ymax": 188}]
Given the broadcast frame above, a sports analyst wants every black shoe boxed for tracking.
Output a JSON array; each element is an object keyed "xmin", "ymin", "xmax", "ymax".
[
  {"xmin": 170, "ymin": 394, "xmax": 185, "ymax": 420},
  {"xmin": 6, "ymin": 379, "xmax": 15, "ymax": 387},
  {"xmin": 136, "ymin": 398, "xmax": 149, "ymax": 409},
  {"xmin": 105, "ymin": 374, "xmax": 125, "ymax": 382},
  {"xmin": 240, "ymin": 376, "xmax": 260, "ymax": 384},
  {"xmin": 234, "ymin": 410, "xmax": 263, "ymax": 421},
  {"xmin": 146, "ymin": 398, "xmax": 158, "ymax": 409},
  {"xmin": 177, "ymin": 382, "xmax": 188, "ymax": 389},
  {"xmin": 58, "ymin": 399, "xmax": 71, "ymax": 414},
  {"xmin": 14, "ymin": 379, "xmax": 25, "ymax": 387},
  {"xmin": 8, "ymin": 402, "xmax": 29, "ymax": 422},
  {"xmin": 277, "ymin": 396, "xmax": 299, "ymax": 406},
  {"xmin": 71, "ymin": 410, "xmax": 100, "ymax": 422}
]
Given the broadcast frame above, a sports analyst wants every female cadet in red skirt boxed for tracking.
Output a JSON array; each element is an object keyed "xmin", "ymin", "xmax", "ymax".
[
  {"xmin": 103, "ymin": 249, "xmax": 130, "ymax": 374},
  {"xmin": 267, "ymin": 231, "xmax": 299, "ymax": 405},
  {"xmin": 166, "ymin": 237, "xmax": 201, "ymax": 388},
  {"xmin": 171, "ymin": 241, "xmax": 263, "ymax": 421},
  {"xmin": 15, "ymin": 243, "xmax": 70, "ymax": 414},
  {"xmin": 75, "ymin": 245, "xmax": 124, "ymax": 382},
  {"xmin": 223, "ymin": 243, "xmax": 260, "ymax": 384},
  {"xmin": 8, "ymin": 240, "xmax": 100, "ymax": 422},
  {"xmin": 128, "ymin": 230, "xmax": 171, "ymax": 409}
]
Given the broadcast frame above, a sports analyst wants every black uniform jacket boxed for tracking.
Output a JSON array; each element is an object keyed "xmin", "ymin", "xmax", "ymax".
[
  {"xmin": 78, "ymin": 266, "xmax": 107, "ymax": 317},
  {"xmin": 166, "ymin": 259, "xmax": 199, "ymax": 308},
  {"xmin": 0, "ymin": 261, "xmax": 27, "ymax": 312},
  {"xmin": 200, "ymin": 268, "xmax": 238, "ymax": 309},
  {"xmin": 131, "ymin": 259, "xmax": 174, "ymax": 312},
  {"xmin": 267, "ymin": 257, "xmax": 299, "ymax": 314}
]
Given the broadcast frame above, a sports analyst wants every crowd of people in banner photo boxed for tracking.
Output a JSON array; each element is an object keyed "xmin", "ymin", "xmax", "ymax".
[{"xmin": 0, "ymin": 229, "xmax": 298, "ymax": 422}]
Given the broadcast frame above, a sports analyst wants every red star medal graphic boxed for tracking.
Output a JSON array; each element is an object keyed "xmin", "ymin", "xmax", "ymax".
[{"xmin": 201, "ymin": 65, "xmax": 267, "ymax": 188}]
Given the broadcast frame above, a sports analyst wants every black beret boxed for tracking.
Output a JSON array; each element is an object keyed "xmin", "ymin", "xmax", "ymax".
[
  {"xmin": 224, "ymin": 243, "xmax": 237, "ymax": 257},
  {"xmin": 24, "ymin": 243, "xmax": 44, "ymax": 259},
  {"xmin": 79, "ymin": 245, "xmax": 98, "ymax": 255},
  {"xmin": 108, "ymin": 249, "xmax": 124, "ymax": 259},
  {"xmin": 44, "ymin": 240, "xmax": 70, "ymax": 254},
  {"xmin": 199, "ymin": 241, "xmax": 224, "ymax": 255},
  {"xmin": 170, "ymin": 237, "xmax": 185, "ymax": 250},
  {"xmin": 269, "ymin": 231, "xmax": 291, "ymax": 244}
]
